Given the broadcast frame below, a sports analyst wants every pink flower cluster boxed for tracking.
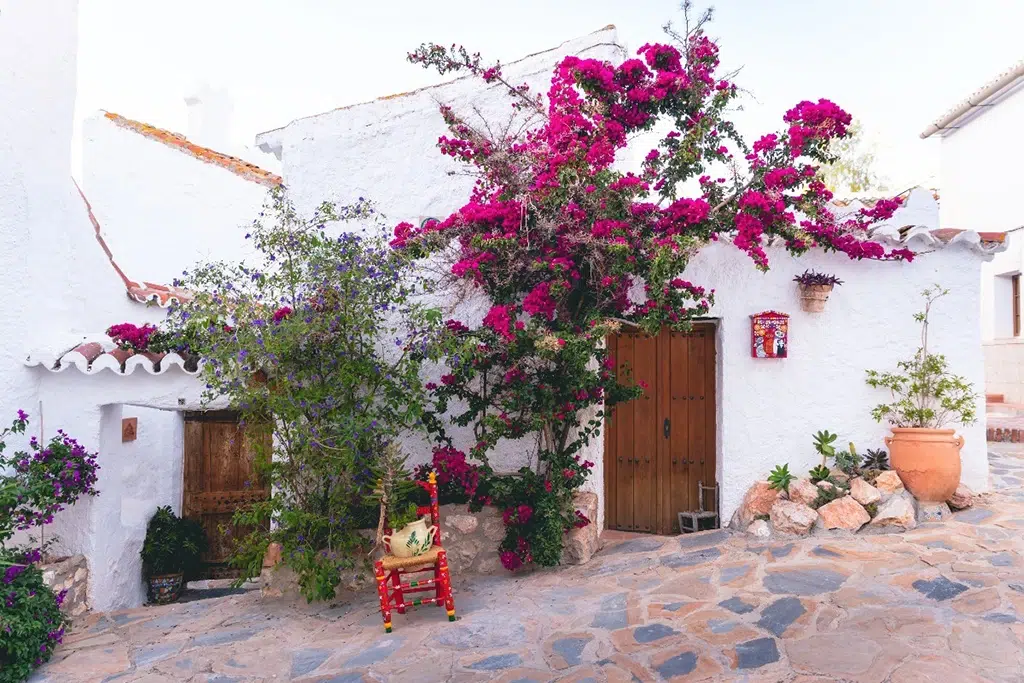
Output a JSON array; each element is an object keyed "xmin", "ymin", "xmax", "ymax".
[{"xmin": 106, "ymin": 323, "xmax": 157, "ymax": 352}]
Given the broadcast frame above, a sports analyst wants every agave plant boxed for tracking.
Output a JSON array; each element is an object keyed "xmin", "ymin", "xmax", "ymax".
[{"xmin": 862, "ymin": 448, "xmax": 890, "ymax": 471}]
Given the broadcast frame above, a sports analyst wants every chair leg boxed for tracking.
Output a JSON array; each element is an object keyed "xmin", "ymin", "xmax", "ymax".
[
  {"xmin": 390, "ymin": 568, "xmax": 405, "ymax": 615},
  {"xmin": 437, "ymin": 550, "xmax": 456, "ymax": 622},
  {"xmin": 374, "ymin": 561, "xmax": 392, "ymax": 633},
  {"xmin": 434, "ymin": 562, "xmax": 443, "ymax": 607}
]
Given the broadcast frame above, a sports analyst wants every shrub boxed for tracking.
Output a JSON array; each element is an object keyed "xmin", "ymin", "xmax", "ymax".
[
  {"xmin": 866, "ymin": 285, "xmax": 977, "ymax": 428},
  {"xmin": 140, "ymin": 506, "xmax": 207, "ymax": 579},
  {"xmin": 0, "ymin": 551, "xmax": 67, "ymax": 683}
]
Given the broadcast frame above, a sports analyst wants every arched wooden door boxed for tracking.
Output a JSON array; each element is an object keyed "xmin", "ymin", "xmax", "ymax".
[{"xmin": 604, "ymin": 325, "xmax": 717, "ymax": 534}]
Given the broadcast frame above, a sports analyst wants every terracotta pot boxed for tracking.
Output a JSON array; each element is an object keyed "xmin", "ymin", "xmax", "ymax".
[
  {"xmin": 798, "ymin": 284, "xmax": 833, "ymax": 312},
  {"xmin": 147, "ymin": 572, "xmax": 184, "ymax": 604},
  {"xmin": 884, "ymin": 428, "xmax": 963, "ymax": 502}
]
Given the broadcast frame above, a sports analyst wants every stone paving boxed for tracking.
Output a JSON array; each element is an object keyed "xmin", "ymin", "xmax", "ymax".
[{"xmin": 33, "ymin": 445, "xmax": 1024, "ymax": 682}]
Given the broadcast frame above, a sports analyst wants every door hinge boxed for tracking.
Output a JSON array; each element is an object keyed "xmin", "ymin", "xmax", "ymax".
[{"xmin": 663, "ymin": 418, "xmax": 670, "ymax": 439}]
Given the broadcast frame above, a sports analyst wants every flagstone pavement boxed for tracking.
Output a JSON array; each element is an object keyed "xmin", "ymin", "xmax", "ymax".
[{"xmin": 33, "ymin": 445, "xmax": 1024, "ymax": 683}]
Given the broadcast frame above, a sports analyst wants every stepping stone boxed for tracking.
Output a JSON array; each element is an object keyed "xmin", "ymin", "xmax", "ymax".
[
  {"xmin": 812, "ymin": 546, "xmax": 842, "ymax": 558},
  {"xmin": 955, "ymin": 508, "xmax": 994, "ymax": 524},
  {"xmin": 768, "ymin": 544, "xmax": 794, "ymax": 559},
  {"xmin": 719, "ymin": 597, "xmax": 756, "ymax": 615},
  {"xmin": 633, "ymin": 623, "xmax": 677, "ymax": 643},
  {"xmin": 912, "ymin": 576, "xmax": 969, "ymax": 601},
  {"xmin": 190, "ymin": 629, "xmax": 259, "ymax": 647},
  {"xmin": 655, "ymin": 651, "xmax": 698, "ymax": 678},
  {"xmin": 660, "ymin": 547, "xmax": 721, "ymax": 569},
  {"xmin": 720, "ymin": 564, "xmax": 752, "ymax": 583},
  {"xmin": 291, "ymin": 649, "xmax": 332, "ymax": 678},
  {"xmin": 756, "ymin": 597, "xmax": 805, "ymax": 636},
  {"xmin": 345, "ymin": 637, "xmax": 405, "ymax": 667},
  {"xmin": 677, "ymin": 530, "xmax": 730, "ymax": 549},
  {"xmin": 468, "ymin": 653, "xmax": 523, "ymax": 670},
  {"xmin": 551, "ymin": 637, "xmax": 589, "ymax": 668},
  {"xmin": 735, "ymin": 637, "xmax": 780, "ymax": 669},
  {"xmin": 604, "ymin": 537, "xmax": 665, "ymax": 554},
  {"xmin": 763, "ymin": 569, "xmax": 847, "ymax": 595},
  {"xmin": 592, "ymin": 592, "xmax": 628, "ymax": 629}
]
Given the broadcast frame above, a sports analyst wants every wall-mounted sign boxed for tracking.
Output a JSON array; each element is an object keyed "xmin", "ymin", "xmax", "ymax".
[
  {"xmin": 751, "ymin": 311, "xmax": 789, "ymax": 358},
  {"xmin": 122, "ymin": 417, "xmax": 138, "ymax": 442}
]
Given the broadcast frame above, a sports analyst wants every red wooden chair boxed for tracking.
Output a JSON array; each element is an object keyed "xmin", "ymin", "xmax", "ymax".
[{"xmin": 374, "ymin": 471, "xmax": 456, "ymax": 633}]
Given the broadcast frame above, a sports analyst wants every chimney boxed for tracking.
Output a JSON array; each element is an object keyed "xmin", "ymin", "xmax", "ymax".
[{"xmin": 184, "ymin": 83, "xmax": 233, "ymax": 152}]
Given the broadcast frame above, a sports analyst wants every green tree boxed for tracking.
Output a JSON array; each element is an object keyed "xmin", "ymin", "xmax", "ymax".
[{"xmin": 819, "ymin": 120, "xmax": 887, "ymax": 194}]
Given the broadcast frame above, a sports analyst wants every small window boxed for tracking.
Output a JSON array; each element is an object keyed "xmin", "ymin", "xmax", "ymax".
[{"xmin": 1013, "ymin": 274, "xmax": 1020, "ymax": 337}]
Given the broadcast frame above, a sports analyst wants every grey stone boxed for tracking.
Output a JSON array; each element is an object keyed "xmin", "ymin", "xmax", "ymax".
[
  {"xmin": 291, "ymin": 648, "xmax": 332, "ymax": 678},
  {"xmin": 604, "ymin": 537, "xmax": 665, "ymax": 555},
  {"xmin": 735, "ymin": 638, "xmax": 781, "ymax": 669},
  {"xmin": 207, "ymin": 677, "xmax": 241, "ymax": 683},
  {"xmin": 345, "ymin": 637, "xmax": 405, "ymax": 667},
  {"xmin": 768, "ymin": 543, "xmax": 794, "ymax": 558},
  {"xmin": 912, "ymin": 576, "xmax": 969, "ymax": 601},
  {"xmin": 552, "ymin": 637, "xmax": 589, "ymax": 667},
  {"xmin": 955, "ymin": 508, "xmax": 994, "ymax": 524},
  {"xmin": 763, "ymin": 569, "xmax": 847, "ymax": 595},
  {"xmin": 925, "ymin": 540, "xmax": 952, "ymax": 550},
  {"xmin": 719, "ymin": 596, "xmax": 756, "ymax": 614},
  {"xmin": 984, "ymin": 613, "xmax": 1018, "ymax": 623},
  {"xmin": 318, "ymin": 675, "xmax": 366, "ymax": 683},
  {"xmin": 708, "ymin": 619, "xmax": 737, "ymax": 634},
  {"xmin": 1008, "ymin": 583, "xmax": 1024, "ymax": 594},
  {"xmin": 677, "ymin": 529, "xmax": 730, "ymax": 549},
  {"xmin": 916, "ymin": 501, "xmax": 951, "ymax": 523},
  {"xmin": 756, "ymin": 597, "xmax": 805, "ymax": 636},
  {"xmin": 663, "ymin": 601, "xmax": 687, "ymax": 611},
  {"xmin": 812, "ymin": 546, "xmax": 842, "ymax": 558},
  {"xmin": 175, "ymin": 659, "xmax": 193, "ymax": 670},
  {"xmin": 468, "ymin": 653, "xmax": 523, "ymax": 670},
  {"xmin": 988, "ymin": 552, "xmax": 1015, "ymax": 567},
  {"xmin": 191, "ymin": 628, "xmax": 259, "ymax": 647},
  {"xmin": 660, "ymin": 547, "xmax": 721, "ymax": 568},
  {"xmin": 592, "ymin": 610, "xmax": 627, "ymax": 629},
  {"xmin": 133, "ymin": 642, "xmax": 183, "ymax": 667},
  {"xmin": 655, "ymin": 651, "xmax": 698, "ymax": 678},
  {"xmin": 435, "ymin": 619, "xmax": 524, "ymax": 649},
  {"xmin": 633, "ymin": 623, "xmax": 677, "ymax": 643},
  {"xmin": 599, "ymin": 592, "xmax": 627, "ymax": 611},
  {"xmin": 720, "ymin": 564, "xmax": 752, "ymax": 582}
]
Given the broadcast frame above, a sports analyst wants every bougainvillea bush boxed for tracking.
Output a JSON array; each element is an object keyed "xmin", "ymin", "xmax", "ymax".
[
  {"xmin": 0, "ymin": 412, "xmax": 99, "ymax": 682},
  {"xmin": 156, "ymin": 188, "xmax": 448, "ymax": 602},
  {"xmin": 397, "ymin": 8, "xmax": 911, "ymax": 569}
]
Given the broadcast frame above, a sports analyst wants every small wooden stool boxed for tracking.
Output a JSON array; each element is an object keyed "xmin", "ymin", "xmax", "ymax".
[
  {"xmin": 373, "ymin": 472, "xmax": 456, "ymax": 633},
  {"xmin": 678, "ymin": 480, "xmax": 719, "ymax": 533}
]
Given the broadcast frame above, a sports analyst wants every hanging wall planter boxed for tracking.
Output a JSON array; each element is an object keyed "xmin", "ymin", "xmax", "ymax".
[{"xmin": 794, "ymin": 270, "xmax": 843, "ymax": 312}]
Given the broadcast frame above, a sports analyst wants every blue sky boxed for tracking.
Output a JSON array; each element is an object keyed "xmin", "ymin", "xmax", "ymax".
[{"xmin": 77, "ymin": 0, "xmax": 1023, "ymax": 192}]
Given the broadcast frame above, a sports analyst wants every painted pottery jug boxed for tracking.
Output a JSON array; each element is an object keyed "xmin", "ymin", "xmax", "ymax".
[{"xmin": 384, "ymin": 517, "xmax": 437, "ymax": 558}]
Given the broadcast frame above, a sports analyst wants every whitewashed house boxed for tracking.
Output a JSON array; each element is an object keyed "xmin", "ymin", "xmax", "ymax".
[
  {"xmin": 921, "ymin": 61, "xmax": 1024, "ymax": 402},
  {"xmin": 257, "ymin": 26, "xmax": 1001, "ymax": 534},
  {"xmin": 0, "ymin": 3, "xmax": 1007, "ymax": 611}
]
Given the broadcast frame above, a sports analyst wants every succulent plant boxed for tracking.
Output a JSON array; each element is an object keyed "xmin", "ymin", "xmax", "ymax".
[
  {"xmin": 794, "ymin": 270, "xmax": 843, "ymax": 287},
  {"xmin": 767, "ymin": 464, "xmax": 796, "ymax": 493},
  {"xmin": 808, "ymin": 464, "xmax": 831, "ymax": 483},
  {"xmin": 862, "ymin": 448, "xmax": 890, "ymax": 471}
]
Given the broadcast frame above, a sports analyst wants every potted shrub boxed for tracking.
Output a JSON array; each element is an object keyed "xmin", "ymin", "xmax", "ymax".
[
  {"xmin": 866, "ymin": 285, "xmax": 977, "ymax": 501},
  {"xmin": 141, "ymin": 506, "xmax": 207, "ymax": 604},
  {"xmin": 794, "ymin": 270, "xmax": 843, "ymax": 312}
]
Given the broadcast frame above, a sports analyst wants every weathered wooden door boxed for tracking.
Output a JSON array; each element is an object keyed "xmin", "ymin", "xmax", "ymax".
[
  {"xmin": 182, "ymin": 411, "xmax": 270, "ymax": 577},
  {"xmin": 604, "ymin": 325, "xmax": 717, "ymax": 534}
]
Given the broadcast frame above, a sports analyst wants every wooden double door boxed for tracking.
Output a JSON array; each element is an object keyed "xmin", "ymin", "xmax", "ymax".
[
  {"xmin": 182, "ymin": 411, "xmax": 270, "ymax": 577},
  {"xmin": 604, "ymin": 325, "xmax": 717, "ymax": 534}
]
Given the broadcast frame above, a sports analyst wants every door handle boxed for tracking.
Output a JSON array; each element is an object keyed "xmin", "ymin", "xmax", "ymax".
[{"xmin": 663, "ymin": 418, "xmax": 670, "ymax": 439}]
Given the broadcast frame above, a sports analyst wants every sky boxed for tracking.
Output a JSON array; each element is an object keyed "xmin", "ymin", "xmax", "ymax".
[{"xmin": 76, "ymin": 0, "xmax": 1024, "ymax": 193}]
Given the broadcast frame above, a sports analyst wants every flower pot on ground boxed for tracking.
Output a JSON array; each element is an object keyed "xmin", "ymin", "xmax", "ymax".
[
  {"xmin": 866, "ymin": 285, "xmax": 977, "ymax": 502},
  {"xmin": 794, "ymin": 270, "xmax": 843, "ymax": 312},
  {"xmin": 141, "ymin": 506, "xmax": 207, "ymax": 605}
]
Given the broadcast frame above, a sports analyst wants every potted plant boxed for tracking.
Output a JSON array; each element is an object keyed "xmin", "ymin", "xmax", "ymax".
[
  {"xmin": 141, "ymin": 506, "xmax": 207, "ymax": 604},
  {"xmin": 794, "ymin": 270, "xmax": 843, "ymax": 312},
  {"xmin": 866, "ymin": 285, "xmax": 977, "ymax": 501},
  {"xmin": 368, "ymin": 444, "xmax": 436, "ymax": 558}
]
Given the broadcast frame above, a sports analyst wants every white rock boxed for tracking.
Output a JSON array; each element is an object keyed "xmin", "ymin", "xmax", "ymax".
[
  {"xmin": 769, "ymin": 500, "xmax": 818, "ymax": 536},
  {"xmin": 869, "ymin": 490, "xmax": 917, "ymax": 532},
  {"xmin": 747, "ymin": 519, "xmax": 771, "ymax": 539},
  {"xmin": 850, "ymin": 478, "xmax": 881, "ymax": 506}
]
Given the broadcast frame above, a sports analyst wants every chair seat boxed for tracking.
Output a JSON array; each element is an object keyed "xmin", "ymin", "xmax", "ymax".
[{"xmin": 380, "ymin": 547, "xmax": 442, "ymax": 571}]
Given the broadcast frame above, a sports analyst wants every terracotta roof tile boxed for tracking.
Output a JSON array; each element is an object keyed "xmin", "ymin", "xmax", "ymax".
[
  {"xmin": 76, "ymin": 181, "xmax": 191, "ymax": 307},
  {"xmin": 104, "ymin": 112, "xmax": 283, "ymax": 187},
  {"xmin": 26, "ymin": 338, "xmax": 198, "ymax": 376}
]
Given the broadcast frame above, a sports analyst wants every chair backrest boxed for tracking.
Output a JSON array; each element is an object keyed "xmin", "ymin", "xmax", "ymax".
[{"xmin": 414, "ymin": 471, "xmax": 442, "ymax": 546}]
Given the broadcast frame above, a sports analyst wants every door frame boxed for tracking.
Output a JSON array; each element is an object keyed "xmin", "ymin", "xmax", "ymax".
[{"xmin": 603, "ymin": 321, "xmax": 720, "ymax": 534}]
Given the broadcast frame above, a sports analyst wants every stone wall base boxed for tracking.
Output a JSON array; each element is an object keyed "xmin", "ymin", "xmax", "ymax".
[{"xmin": 40, "ymin": 554, "xmax": 89, "ymax": 618}]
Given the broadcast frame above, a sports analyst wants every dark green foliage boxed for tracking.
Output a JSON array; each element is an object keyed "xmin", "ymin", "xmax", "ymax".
[
  {"xmin": 862, "ymin": 449, "xmax": 889, "ymax": 471},
  {"xmin": 811, "ymin": 482, "xmax": 847, "ymax": 509},
  {"xmin": 808, "ymin": 464, "xmax": 831, "ymax": 484},
  {"xmin": 834, "ymin": 449, "xmax": 859, "ymax": 475},
  {"xmin": 141, "ymin": 506, "xmax": 207, "ymax": 578},
  {"xmin": 767, "ymin": 464, "xmax": 795, "ymax": 493},
  {"xmin": 864, "ymin": 502, "xmax": 878, "ymax": 518},
  {"xmin": 365, "ymin": 444, "xmax": 421, "ymax": 533},
  {"xmin": 0, "ymin": 555, "xmax": 67, "ymax": 683}
]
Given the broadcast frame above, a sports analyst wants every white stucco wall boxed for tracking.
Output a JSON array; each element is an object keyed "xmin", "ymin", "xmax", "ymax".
[
  {"xmin": 81, "ymin": 114, "xmax": 271, "ymax": 288},
  {"xmin": 260, "ymin": 25, "xmax": 990, "ymax": 528}
]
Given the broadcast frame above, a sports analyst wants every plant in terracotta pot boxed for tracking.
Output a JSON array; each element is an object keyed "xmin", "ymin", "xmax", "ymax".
[
  {"xmin": 794, "ymin": 270, "xmax": 843, "ymax": 312},
  {"xmin": 367, "ymin": 444, "xmax": 435, "ymax": 558},
  {"xmin": 141, "ymin": 506, "xmax": 207, "ymax": 604},
  {"xmin": 866, "ymin": 285, "xmax": 977, "ymax": 502}
]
